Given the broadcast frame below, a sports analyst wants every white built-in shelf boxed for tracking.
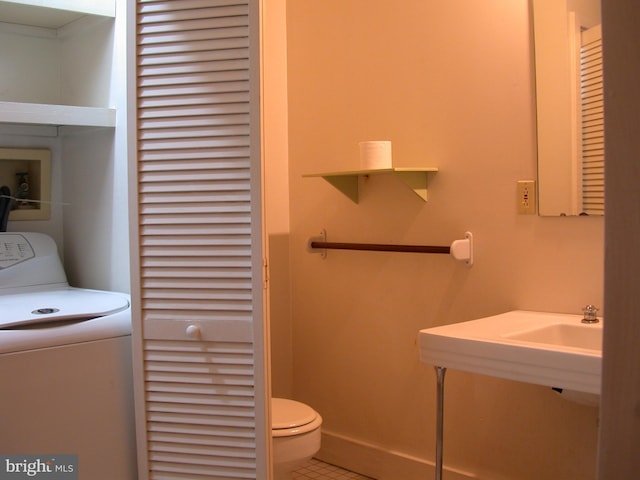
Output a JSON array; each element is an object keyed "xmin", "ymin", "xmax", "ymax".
[
  {"xmin": 0, "ymin": 101, "xmax": 116, "ymax": 129},
  {"xmin": 0, "ymin": 0, "xmax": 116, "ymax": 131},
  {"xmin": 303, "ymin": 167, "xmax": 439, "ymax": 203},
  {"xmin": 0, "ymin": 0, "xmax": 114, "ymax": 29}
]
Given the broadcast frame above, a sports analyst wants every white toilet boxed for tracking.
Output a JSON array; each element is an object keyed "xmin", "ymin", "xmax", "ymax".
[{"xmin": 272, "ymin": 397, "xmax": 322, "ymax": 479}]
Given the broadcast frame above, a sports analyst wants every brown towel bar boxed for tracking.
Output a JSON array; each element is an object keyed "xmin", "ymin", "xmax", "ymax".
[
  {"xmin": 309, "ymin": 241, "xmax": 450, "ymax": 255},
  {"xmin": 307, "ymin": 230, "xmax": 473, "ymax": 266}
]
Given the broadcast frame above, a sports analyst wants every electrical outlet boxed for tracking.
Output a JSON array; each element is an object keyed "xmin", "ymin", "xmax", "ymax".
[{"xmin": 517, "ymin": 180, "xmax": 536, "ymax": 215}]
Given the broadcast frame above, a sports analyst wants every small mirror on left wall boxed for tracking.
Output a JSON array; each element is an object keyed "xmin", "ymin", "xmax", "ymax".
[{"xmin": 533, "ymin": 0, "xmax": 603, "ymax": 216}]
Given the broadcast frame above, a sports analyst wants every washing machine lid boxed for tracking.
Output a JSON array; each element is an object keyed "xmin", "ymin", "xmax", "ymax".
[
  {"xmin": 271, "ymin": 398, "xmax": 318, "ymax": 430},
  {"xmin": 0, "ymin": 287, "xmax": 130, "ymax": 329}
]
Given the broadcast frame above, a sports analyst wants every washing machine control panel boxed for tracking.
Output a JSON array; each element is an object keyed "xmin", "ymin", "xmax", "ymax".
[
  {"xmin": 0, "ymin": 232, "xmax": 67, "ymax": 289},
  {"xmin": 0, "ymin": 234, "xmax": 35, "ymax": 269}
]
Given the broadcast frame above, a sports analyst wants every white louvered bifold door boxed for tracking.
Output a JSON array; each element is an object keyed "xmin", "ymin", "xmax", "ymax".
[
  {"xmin": 580, "ymin": 24, "xmax": 604, "ymax": 215},
  {"xmin": 130, "ymin": 1, "xmax": 267, "ymax": 479}
]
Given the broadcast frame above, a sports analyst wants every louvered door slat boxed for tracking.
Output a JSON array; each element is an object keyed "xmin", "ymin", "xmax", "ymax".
[
  {"xmin": 140, "ymin": 235, "xmax": 251, "ymax": 245},
  {"xmin": 139, "ymin": 92, "xmax": 250, "ymax": 109},
  {"xmin": 138, "ymin": 0, "xmax": 247, "ymax": 12},
  {"xmin": 138, "ymin": 5, "xmax": 248, "ymax": 24},
  {"xmin": 139, "ymin": 47, "xmax": 249, "ymax": 67},
  {"xmin": 133, "ymin": 0, "xmax": 262, "ymax": 478},
  {"xmin": 138, "ymin": 14, "xmax": 248, "ymax": 36},
  {"xmin": 139, "ymin": 137, "xmax": 249, "ymax": 152},
  {"xmin": 148, "ymin": 431, "xmax": 254, "ymax": 447},
  {"xmin": 139, "ymin": 38, "xmax": 248, "ymax": 58},
  {"xmin": 139, "ymin": 113, "xmax": 249, "ymax": 130},
  {"xmin": 139, "ymin": 103, "xmax": 250, "ymax": 120},
  {"xmin": 140, "ymin": 83, "xmax": 249, "ymax": 100},
  {"xmin": 141, "ymin": 268, "xmax": 251, "ymax": 281},
  {"xmin": 149, "ymin": 462, "xmax": 254, "ymax": 480},
  {"xmin": 139, "ymin": 159, "xmax": 250, "ymax": 171},
  {"xmin": 150, "ymin": 442, "xmax": 254, "ymax": 459},
  {"xmin": 139, "ymin": 214, "xmax": 249, "ymax": 226}
]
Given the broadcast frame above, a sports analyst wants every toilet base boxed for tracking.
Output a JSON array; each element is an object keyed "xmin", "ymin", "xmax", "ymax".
[{"xmin": 273, "ymin": 428, "xmax": 320, "ymax": 480}]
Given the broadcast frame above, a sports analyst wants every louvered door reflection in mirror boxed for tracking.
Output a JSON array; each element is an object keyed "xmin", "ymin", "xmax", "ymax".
[{"xmin": 533, "ymin": 0, "xmax": 603, "ymax": 216}]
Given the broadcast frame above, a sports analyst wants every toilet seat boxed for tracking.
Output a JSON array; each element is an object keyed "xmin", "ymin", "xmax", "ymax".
[{"xmin": 272, "ymin": 398, "xmax": 322, "ymax": 437}]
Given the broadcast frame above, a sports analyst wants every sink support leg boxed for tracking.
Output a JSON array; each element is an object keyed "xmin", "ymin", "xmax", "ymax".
[{"xmin": 435, "ymin": 366, "xmax": 446, "ymax": 480}]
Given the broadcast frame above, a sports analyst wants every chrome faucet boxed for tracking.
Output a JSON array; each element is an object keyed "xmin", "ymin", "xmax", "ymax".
[{"xmin": 582, "ymin": 305, "xmax": 599, "ymax": 324}]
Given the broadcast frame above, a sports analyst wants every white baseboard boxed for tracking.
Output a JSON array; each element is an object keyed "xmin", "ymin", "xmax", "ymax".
[{"xmin": 316, "ymin": 430, "xmax": 478, "ymax": 480}]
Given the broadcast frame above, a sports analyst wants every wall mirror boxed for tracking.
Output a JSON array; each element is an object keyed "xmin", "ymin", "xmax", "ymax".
[{"xmin": 533, "ymin": 0, "xmax": 603, "ymax": 216}]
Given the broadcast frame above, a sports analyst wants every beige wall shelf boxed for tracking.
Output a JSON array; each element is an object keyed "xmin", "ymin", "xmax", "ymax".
[{"xmin": 303, "ymin": 167, "xmax": 438, "ymax": 203}]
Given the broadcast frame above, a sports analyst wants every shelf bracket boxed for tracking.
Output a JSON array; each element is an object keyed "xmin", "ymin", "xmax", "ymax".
[
  {"xmin": 323, "ymin": 175, "xmax": 359, "ymax": 203},
  {"xmin": 393, "ymin": 169, "xmax": 430, "ymax": 201}
]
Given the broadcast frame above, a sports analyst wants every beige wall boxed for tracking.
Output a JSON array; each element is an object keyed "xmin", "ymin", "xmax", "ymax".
[
  {"xmin": 263, "ymin": 0, "xmax": 294, "ymax": 399},
  {"xmin": 278, "ymin": 1, "xmax": 602, "ymax": 479}
]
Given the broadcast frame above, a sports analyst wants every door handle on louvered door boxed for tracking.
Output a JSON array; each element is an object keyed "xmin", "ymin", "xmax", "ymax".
[{"xmin": 185, "ymin": 324, "xmax": 201, "ymax": 339}]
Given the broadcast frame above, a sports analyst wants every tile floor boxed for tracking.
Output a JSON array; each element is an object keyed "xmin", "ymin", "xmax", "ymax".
[{"xmin": 292, "ymin": 458, "xmax": 374, "ymax": 479}]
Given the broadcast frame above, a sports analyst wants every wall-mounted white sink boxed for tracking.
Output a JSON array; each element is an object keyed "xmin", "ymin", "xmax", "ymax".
[
  {"xmin": 504, "ymin": 323, "xmax": 602, "ymax": 350},
  {"xmin": 419, "ymin": 310, "xmax": 602, "ymax": 394}
]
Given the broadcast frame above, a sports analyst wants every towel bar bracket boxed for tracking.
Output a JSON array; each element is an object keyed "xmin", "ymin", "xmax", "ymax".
[{"xmin": 307, "ymin": 229, "xmax": 328, "ymax": 259}]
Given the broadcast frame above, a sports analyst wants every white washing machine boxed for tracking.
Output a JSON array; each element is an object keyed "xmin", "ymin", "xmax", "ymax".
[{"xmin": 0, "ymin": 232, "xmax": 137, "ymax": 480}]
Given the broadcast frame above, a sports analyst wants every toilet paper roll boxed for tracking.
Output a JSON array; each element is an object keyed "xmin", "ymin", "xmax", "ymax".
[{"xmin": 359, "ymin": 141, "xmax": 392, "ymax": 170}]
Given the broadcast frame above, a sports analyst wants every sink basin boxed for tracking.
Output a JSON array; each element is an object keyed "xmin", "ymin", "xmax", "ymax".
[
  {"xmin": 504, "ymin": 323, "xmax": 602, "ymax": 350},
  {"xmin": 419, "ymin": 310, "xmax": 602, "ymax": 394}
]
